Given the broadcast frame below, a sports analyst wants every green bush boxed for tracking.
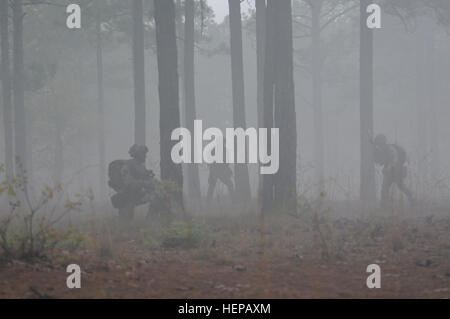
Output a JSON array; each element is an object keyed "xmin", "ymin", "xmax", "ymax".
[{"xmin": 0, "ymin": 163, "xmax": 88, "ymax": 261}]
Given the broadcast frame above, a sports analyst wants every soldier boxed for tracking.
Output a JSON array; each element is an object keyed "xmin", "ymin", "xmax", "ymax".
[
  {"xmin": 109, "ymin": 144, "xmax": 155, "ymax": 222},
  {"xmin": 206, "ymin": 146, "xmax": 234, "ymax": 203},
  {"xmin": 372, "ymin": 134, "xmax": 415, "ymax": 209}
]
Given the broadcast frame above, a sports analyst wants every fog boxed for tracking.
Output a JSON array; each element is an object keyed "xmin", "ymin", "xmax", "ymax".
[
  {"xmin": 0, "ymin": 0, "xmax": 449, "ymax": 299},
  {"xmin": 2, "ymin": 1, "xmax": 447, "ymax": 204}
]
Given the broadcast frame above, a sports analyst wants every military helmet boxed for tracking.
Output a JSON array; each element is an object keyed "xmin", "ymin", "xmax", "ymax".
[
  {"xmin": 129, "ymin": 144, "xmax": 149, "ymax": 158},
  {"xmin": 374, "ymin": 134, "xmax": 387, "ymax": 146}
]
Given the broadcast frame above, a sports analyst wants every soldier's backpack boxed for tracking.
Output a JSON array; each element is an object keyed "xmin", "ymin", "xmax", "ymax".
[
  {"xmin": 108, "ymin": 160, "xmax": 127, "ymax": 192},
  {"xmin": 391, "ymin": 144, "xmax": 407, "ymax": 166}
]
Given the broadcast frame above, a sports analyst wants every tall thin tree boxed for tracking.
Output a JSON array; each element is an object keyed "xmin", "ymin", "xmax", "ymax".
[
  {"xmin": 0, "ymin": 0, "xmax": 14, "ymax": 180},
  {"xmin": 262, "ymin": 0, "xmax": 276, "ymax": 212},
  {"xmin": 53, "ymin": 92, "xmax": 63, "ymax": 186},
  {"xmin": 13, "ymin": 0, "xmax": 27, "ymax": 175},
  {"xmin": 184, "ymin": 0, "xmax": 201, "ymax": 202},
  {"xmin": 255, "ymin": 0, "xmax": 266, "ymax": 203},
  {"xmin": 426, "ymin": 23, "xmax": 438, "ymax": 182},
  {"xmin": 273, "ymin": 0, "xmax": 297, "ymax": 208},
  {"xmin": 311, "ymin": 0, "xmax": 325, "ymax": 190},
  {"xmin": 359, "ymin": 0, "xmax": 376, "ymax": 207},
  {"xmin": 154, "ymin": 0, "xmax": 183, "ymax": 201},
  {"xmin": 133, "ymin": 0, "xmax": 146, "ymax": 146},
  {"xmin": 96, "ymin": 0, "xmax": 106, "ymax": 199},
  {"xmin": 262, "ymin": 0, "xmax": 297, "ymax": 212},
  {"xmin": 228, "ymin": 0, "xmax": 251, "ymax": 203}
]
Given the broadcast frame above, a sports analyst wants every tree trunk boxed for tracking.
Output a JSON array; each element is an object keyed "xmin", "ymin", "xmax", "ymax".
[
  {"xmin": 13, "ymin": 0, "xmax": 27, "ymax": 176},
  {"xmin": 255, "ymin": 0, "xmax": 266, "ymax": 205},
  {"xmin": 0, "ymin": 0, "xmax": 14, "ymax": 180},
  {"xmin": 176, "ymin": 0, "xmax": 184, "ymax": 125},
  {"xmin": 359, "ymin": 0, "xmax": 376, "ymax": 207},
  {"xmin": 228, "ymin": 0, "xmax": 251, "ymax": 203},
  {"xmin": 154, "ymin": 0, "xmax": 183, "ymax": 198},
  {"xmin": 426, "ymin": 26, "xmax": 438, "ymax": 183},
  {"xmin": 262, "ymin": 0, "xmax": 276, "ymax": 212},
  {"xmin": 311, "ymin": 0, "xmax": 324, "ymax": 191},
  {"xmin": 133, "ymin": 0, "xmax": 146, "ymax": 146},
  {"xmin": 96, "ymin": 1, "xmax": 106, "ymax": 199},
  {"xmin": 273, "ymin": 0, "xmax": 297, "ymax": 209},
  {"xmin": 53, "ymin": 103, "xmax": 63, "ymax": 187},
  {"xmin": 415, "ymin": 25, "xmax": 426, "ymax": 193},
  {"xmin": 184, "ymin": 0, "xmax": 201, "ymax": 202}
]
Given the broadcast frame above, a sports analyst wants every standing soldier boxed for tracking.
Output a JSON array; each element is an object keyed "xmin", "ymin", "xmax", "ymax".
[
  {"xmin": 207, "ymin": 162, "xmax": 234, "ymax": 203},
  {"xmin": 372, "ymin": 134, "xmax": 415, "ymax": 209},
  {"xmin": 206, "ymin": 145, "xmax": 234, "ymax": 203}
]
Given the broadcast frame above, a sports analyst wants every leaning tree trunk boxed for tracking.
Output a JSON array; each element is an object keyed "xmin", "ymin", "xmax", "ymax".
[
  {"xmin": 0, "ymin": 0, "xmax": 14, "ymax": 180},
  {"xmin": 311, "ymin": 0, "xmax": 325, "ymax": 191},
  {"xmin": 154, "ymin": 0, "xmax": 183, "ymax": 200},
  {"xmin": 184, "ymin": 0, "xmax": 201, "ymax": 202},
  {"xmin": 133, "ymin": 0, "xmax": 147, "ymax": 146},
  {"xmin": 359, "ymin": 0, "xmax": 376, "ymax": 208},
  {"xmin": 96, "ymin": 1, "xmax": 106, "ymax": 199},
  {"xmin": 13, "ymin": 0, "xmax": 27, "ymax": 176},
  {"xmin": 255, "ymin": 0, "xmax": 266, "ymax": 204},
  {"xmin": 273, "ymin": 0, "xmax": 297, "ymax": 210},
  {"xmin": 228, "ymin": 0, "xmax": 251, "ymax": 203}
]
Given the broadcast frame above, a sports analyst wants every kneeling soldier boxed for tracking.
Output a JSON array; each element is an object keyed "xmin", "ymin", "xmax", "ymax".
[{"xmin": 109, "ymin": 144, "xmax": 155, "ymax": 222}]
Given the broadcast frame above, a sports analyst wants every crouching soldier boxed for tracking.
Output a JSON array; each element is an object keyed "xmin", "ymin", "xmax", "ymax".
[
  {"xmin": 108, "ymin": 144, "xmax": 155, "ymax": 222},
  {"xmin": 372, "ymin": 134, "xmax": 415, "ymax": 209}
]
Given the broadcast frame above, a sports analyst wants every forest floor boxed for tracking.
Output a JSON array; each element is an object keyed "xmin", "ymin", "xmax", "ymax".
[{"xmin": 0, "ymin": 200, "xmax": 449, "ymax": 299}]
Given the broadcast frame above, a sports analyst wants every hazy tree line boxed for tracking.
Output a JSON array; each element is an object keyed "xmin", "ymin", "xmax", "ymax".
[{"xmin": 1, "ymin": 0, "xmax": 450, "ymax": 213}]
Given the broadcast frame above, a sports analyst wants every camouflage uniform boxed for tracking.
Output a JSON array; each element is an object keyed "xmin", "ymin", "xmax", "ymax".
[
  {"xmin": 373, "ymin": 134, "xmax": 415, "ymax": 208},
  {"xmin": 207, "ymin": 163, "xmax": 234, "ymax": 203},
  {"xmin": 111, "ymin": 145, "xmax": 154, "ymax": 222}
]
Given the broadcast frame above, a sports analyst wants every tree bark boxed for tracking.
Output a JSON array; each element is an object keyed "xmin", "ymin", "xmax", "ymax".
[
  {"xmin": 311, "ymin": 0, "xmax": 324, "ymax": 190},
  {"xmin": 228, "ymin": 0, "xmax": 251, "ymax": 203},
  {"xmin": 13, "ymin": 0, "xmax": 27, "ymax": 176},
  {"xmin": 415, "ymin": 25, "xmax": 425, "ymax": 192},
  {"xmin": 133, "ymin": 0, "xmax": 146, "ymax": 146},
  {"xmin": 0, "ymin": 0, "xmax": 14, "ymax": 180},
  {"xmin": 273, "ymin": 0, "xmax": 297, "ymax": 209},
  {"xmin": 53, "ymin": 101, "xmax": 63, "ymax": 187},
  {"xmin": 262, "ymin": 0, "xmax": 276, "ymax": 212},
  {"xmin": 359, "ymin": 0, "xmax": 376, "ymax": 207},
  {"xmin": 176, "ymin": 0, "xmax": 184, "ymax": 125},
  {"xmin": 96, "ymin": 1, "xmax": 106, "ymax": 199},
  {"xmin": 184, "ymin": 0, "xmax": 201, "ymax": 202},
  {"xmin": 426, "ymin": 25, "xmax": 438, "ymax": 182},
  {"xmin": 154, "ymin": 0, "xmax": 183, "ymax": 196},
  {"xmin": 255, "ymin": 0, "xmax": 266, "ymax": 204}
]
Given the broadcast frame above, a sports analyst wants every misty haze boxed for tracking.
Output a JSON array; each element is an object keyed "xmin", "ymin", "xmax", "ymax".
[{"xmin": 0, "ymin": 0, "xmax": 449, "ymax": 299}]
